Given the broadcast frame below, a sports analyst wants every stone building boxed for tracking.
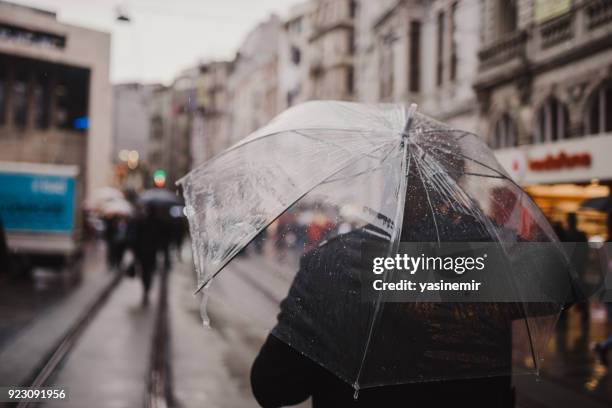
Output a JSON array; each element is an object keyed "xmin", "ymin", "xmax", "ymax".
[
  {"xmin": 278, "ymin": 1, "xmax": 314, "ymax": 110},
  {"xmin": 475, "ymin": 0, "xmax": 612, "ymax": 236},
  {"xmin": 147, "ymin": 71, "xmax": 195, "ymax": 188},
  {"xmin": 112, "ymin": 83, "xmax": 160, "ymax": 189},
  {"xmin": 191, "ymin": 60, "xmax": 233, "ymax": 165},
  {"xmin": 228, "ymin": 15, "xmax": 282, "ymax": 143},
  {"xmin": 0, "ymin": 1, "xmax": 112, "ymax": 197},
  {"xmin": 307, "ymin": 0, "xmax": 358, "ymax": 101},
  {"xmin": 355, "ymin": 0, "xmax": 482, "ymax": 132},
  {"xmin": 112, "ymin": 83, "xmax": 157, "ymax": 161},
  {"xmin": 148, "ymin": 84, "xmax": 173, "ymax": 184}
]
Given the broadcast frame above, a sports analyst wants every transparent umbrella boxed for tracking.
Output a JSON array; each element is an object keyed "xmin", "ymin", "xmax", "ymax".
[{"xmin": 178, "ymin": 101, "xmax": 585, "ymax": 392}]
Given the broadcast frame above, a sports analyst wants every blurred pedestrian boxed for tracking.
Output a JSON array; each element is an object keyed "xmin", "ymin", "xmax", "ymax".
[
  {"xmin": 104, "ymin": 215, "xmax": 130, "ymax": 270},
  {"xmin": 0, "ymin": 217, "xmax": 11, "ymax": 275},
  {"xmin": 552, "ymin": 220, "xmax": 566, "ymax": 242},
  {"xmin": 129, "ymin": 205, "xmax": 160, "ymax": 306},
  {"xmin": 562, "ymin": 212, "xmax": 589, "ymax": 327},
  {"xmin": 595, "ymin": 208, "xmax": 612, "ymax": 366}
]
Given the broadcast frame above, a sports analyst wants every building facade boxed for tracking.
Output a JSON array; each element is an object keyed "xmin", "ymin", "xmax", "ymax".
[
  {"xmin": 148, "ymin": 84, "xmax": 174, "ymax": 186},
  {"xmin": 278, "ymin": 1, "xmax": 314, "ymax": 110},
  {"xmin": 228, "ymin": 15, "xmax": 282, "ymax": 143},
  {"xmin": 112, "ymin": 83, "xmax": 156, "ymax": 161},
  {"xmin": 0, "ymin": 1, "xmax": 112, "ymax": 198},
  {"xmin": 307, "ymin": 0, "xmax": 358, "ymax": 101},
  {"xmin": 355, "ymin": 0, "xmax": 481, "ymax": 132},
  {"xmin": 475, "ymin": 0, "xmax": 612, "ymax": 237},
  {"xmin": 192, "ymin": 60, "xmax": 232, "ymax": 165}
]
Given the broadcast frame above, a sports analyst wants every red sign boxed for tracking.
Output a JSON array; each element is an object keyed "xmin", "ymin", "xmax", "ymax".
[{"xmin": 528, "ymin": 151, "xmax": 591, "ymax": 171}]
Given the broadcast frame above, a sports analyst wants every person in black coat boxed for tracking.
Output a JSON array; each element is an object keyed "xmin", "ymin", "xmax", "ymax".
[
  {"xmin": 129, "ymin": 205, "xmax": 162, "ymax": 305},
  {"xmin": 250, "ymin": 143, "xmax": 559, "ymax": 407},
  {"xmin": 0, "ymin": 217, "xmax": 11, "ymax": 275}
]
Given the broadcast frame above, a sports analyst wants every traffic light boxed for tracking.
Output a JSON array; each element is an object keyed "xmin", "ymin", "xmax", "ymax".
[{"xmin": 153, "ymin": 169, "xmax": 167, "ymax": 188}]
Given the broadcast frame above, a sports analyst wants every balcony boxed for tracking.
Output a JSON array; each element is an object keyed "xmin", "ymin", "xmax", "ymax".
[
  {"xmin": 478, "ymin": 31, "xmax": 527, "ymax": 70},
  {"xmin": 585, "ymin": 0, "xmax": 612, "ymax": 29},
  {"xmin": 539, "ymin": 13, "xmax": 573, "ymax": 49},
  {"xmin": 477, "ymin": 0, "xmax": 612, "ymax": 89}
]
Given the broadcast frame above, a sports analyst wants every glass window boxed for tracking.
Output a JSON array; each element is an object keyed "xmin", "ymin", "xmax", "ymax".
[
  {"xmin": 450, "ymin": 2, "xmax": 458, "ymax": 81},
  {"xmin": 586, "ymin": 82, "xmax": 612, "ymax": 134},
  {"xmin": 0, "ymin": 69, "xmax": 5, "ymax": 126},
  {"xmin": 535, "ymin": 98, "xmax": 569, "ymax": 142},
  {"xmin": 498, "ymin": 0, "xmax": 518, "ymax": 38},
  {"xmin": 346, "ymin": 66, "xmax": 354, "ymax": 95},
  {"xmin": 13, "ymin": 77, "xmax": 27, "ymax": 128},
  {"xmin": 493, "ymin": 114, "xmax": 517, "ymax": 149},
  {"xmin": 436, "ymin": 11, "xmax": 445, "ymax": 86},
  {"xmin": 409, "ymin": 21, "xmax": 421, "ymax": 93},
  {"xmin": 34, "ymin": 74, "xmax": 50, "ymax": 129},
  {"xmin": 290, "ymin": 46, "xmax": 301, "ymax": 65}
]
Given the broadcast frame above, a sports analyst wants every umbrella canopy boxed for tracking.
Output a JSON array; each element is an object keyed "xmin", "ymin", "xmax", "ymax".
[
  {"xmin": 101, "ymin": 198, "xmax": 133, "ymax": 217},
  {"xmin": 85, "ymin": 187, "xmax": 124, "ymax": 212},
  {"xmin": 138, "ymin": 188, "xmax": 182, "ymax": 206},
  {"xmin": 178, "ymin": 101, "xmax": 583, "ymax": 391}
]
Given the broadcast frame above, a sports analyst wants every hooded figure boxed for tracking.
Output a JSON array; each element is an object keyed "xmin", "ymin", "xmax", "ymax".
[{"xmin": 250, "ymin": 131, "xmax": 546, "ymax": 408}]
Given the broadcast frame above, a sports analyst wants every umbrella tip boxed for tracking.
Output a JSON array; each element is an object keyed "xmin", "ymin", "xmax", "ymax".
[{"xmin": 402, "ymin": 103, "xmax": 418, "ymax": 139}]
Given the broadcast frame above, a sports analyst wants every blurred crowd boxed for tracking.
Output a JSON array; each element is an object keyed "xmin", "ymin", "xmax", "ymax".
[{"xmin": 90, "ymin": 187, "xmax": 187, "ymax": 305}]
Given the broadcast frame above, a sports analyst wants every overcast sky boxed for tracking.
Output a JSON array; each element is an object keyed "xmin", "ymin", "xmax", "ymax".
[{"xmin": 11, "ymin": 0, "xmax": 299, "ymax": 84}]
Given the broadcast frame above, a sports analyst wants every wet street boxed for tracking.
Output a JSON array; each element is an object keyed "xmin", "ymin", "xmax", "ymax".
[{"xmin": 0, "ymin": 243, "xmax": 610, "ymax": 407}]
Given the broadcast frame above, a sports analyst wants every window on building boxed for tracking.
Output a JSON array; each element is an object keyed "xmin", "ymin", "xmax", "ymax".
[
  {"xmin": 291, "ymin": 46, "xmax": 301, "ymax": 65},
  {"xmin": 497, "ymin": 0, "xmax": 518, "ymax": 39},
  {"xmin": 379, "ymin": 34, "xmax": 394, "ymax": 99},
  {"xmin": 349, "ymin": 0, "xmax": 357, "ymax": 19},
  {"xmin": 535, "ymin": 98, "xmax": 569, "ymax": 143},
  {"xmin": 450, "ymin": 2, "xmax": 458, "ymax": 81},
  {"xmin": 493, "ymin": 114, "xmax": 517, "ymax": 149},
  {"xmin": 409, "ymin": 20, "xmax": 421, "ymax": 93},
  {"xmin": 348, "ymin": 30, "xmax": 356, "ymax": 55},
  {"xmin": 346, "ymin": 66, "xmax": 354, "ymax": 95},
  {"xmin": 0, "ymin": 68, "xmax": 5, "ymax": 126},
  {"xmin": 436, "ymin": 11, "xmax": 445, "ymax": 86},
  {"xmin": 0, "ymin": 22, "xmax": 66, "ymax": 49},
  {"xmin": 55, "ymin": 66, "xmax": 90, "ymax": 131},
  {"xmin": 13, "ymin": 75, "xmax": 27, "ymax": 128},
  {"xmin": 586, "ymin": 82, "xmax": 612, "ymax": 134},
  {"xmin": 291, "ymin": 17, "xmax": 303, "ymax": 34},
  {"xmin": 34, "ymin": 74, "xmax": 50, "ymax": 129}
]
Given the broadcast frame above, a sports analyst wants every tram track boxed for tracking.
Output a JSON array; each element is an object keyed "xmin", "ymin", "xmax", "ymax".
[
  {"xmin": 145, "ymin": 266, "xmax": 176, "ymax": 408},
  {"xmin": 13, "ymin": 271, "xmax": 124, "ymax": 408}
]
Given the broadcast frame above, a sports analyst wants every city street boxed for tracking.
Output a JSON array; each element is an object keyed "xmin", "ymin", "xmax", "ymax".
[
  {"xmin": 2, "ymin": 242, "xmax": 610, "ymax": 407},
  {"xmin": 0, "ymin": 0, "xmax": 611, "ymax": 406}
]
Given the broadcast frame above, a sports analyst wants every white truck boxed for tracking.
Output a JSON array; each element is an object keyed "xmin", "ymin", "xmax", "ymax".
[{"xmin": 0, "ymin": 161, "xmax": 81, "ymax": 272}]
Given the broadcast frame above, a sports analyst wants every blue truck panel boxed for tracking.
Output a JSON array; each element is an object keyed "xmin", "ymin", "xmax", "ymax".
[{"xmin": 0, "ymin": 172, "xmax": 76, "ymax": 234}]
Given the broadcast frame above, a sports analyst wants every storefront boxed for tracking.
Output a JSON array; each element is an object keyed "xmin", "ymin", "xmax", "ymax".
[{"xmin": 495, "ymin": 133, "xmax": 612, "ymax": 240}]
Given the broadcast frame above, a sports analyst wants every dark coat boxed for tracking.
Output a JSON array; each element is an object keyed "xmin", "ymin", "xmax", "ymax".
[{"xmin": 251, "ymin": 211, "xmax": 523, "ymax": 408}]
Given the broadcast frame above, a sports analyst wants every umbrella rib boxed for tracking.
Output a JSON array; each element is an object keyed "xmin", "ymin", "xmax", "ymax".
[
  {"xmin": 178, "ymin": 127, "xmax": 393, "ymax": 185},
  {"xmin": 431, "ymin": 166, "xmax": 542, "ymax": 371},
  {"xmin": 411, "ymin": 146, "xmax": 441, "ymax": 244},
  {"xmin": 320, "ymin": 144, "xmax": 398, "ymax": 185},
  {"xmin": 293, "ymin": 129, "xmax": 393, "ymax": 161},
  {"xmin": 353, "ymin": 106, "xmax": 416, "ymax": 392},
  {"xmin": 420, "ymin": 143, "xmax": 521, "ymax": 189}
]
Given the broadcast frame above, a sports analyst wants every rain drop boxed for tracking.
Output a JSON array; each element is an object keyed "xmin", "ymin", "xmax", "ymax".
[{"xmin": 199, "ymin": 282, "xmax": 213, "ymax": 329}]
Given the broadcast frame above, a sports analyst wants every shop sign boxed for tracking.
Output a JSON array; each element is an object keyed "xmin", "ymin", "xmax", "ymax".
[{"xmin": 528, "ymin": 151, "xmax": 591, "ymax": 171}]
